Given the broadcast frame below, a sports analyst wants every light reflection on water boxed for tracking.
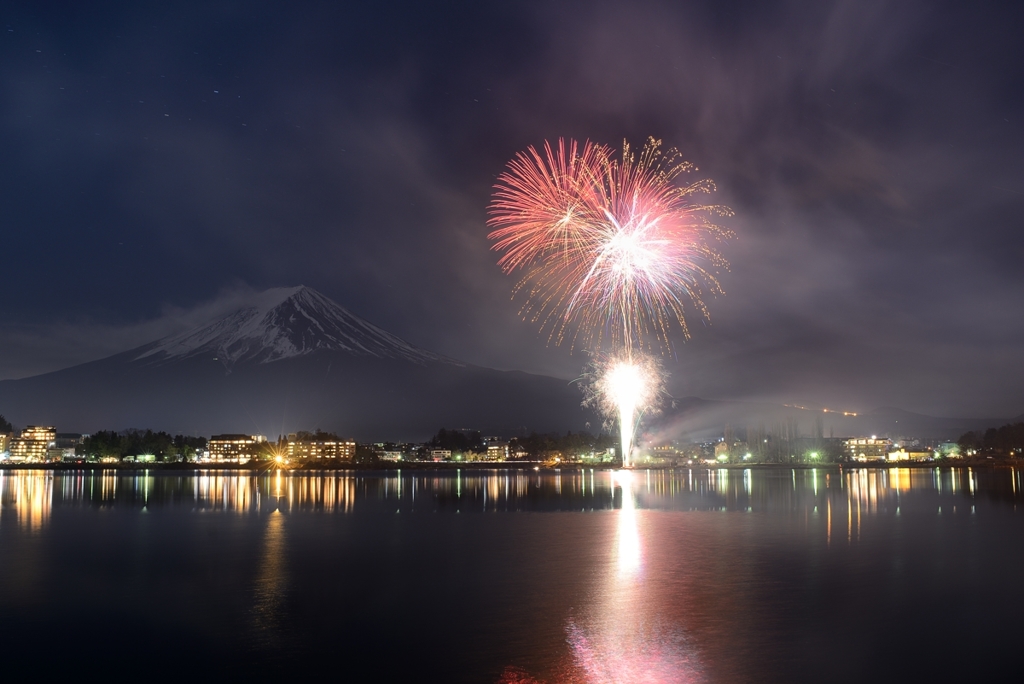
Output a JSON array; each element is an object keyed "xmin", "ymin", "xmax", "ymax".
[
  {"xmin": 1, "ymin": 466, "xmax": 1022, "ymax": 683},
  {"xmin": 1, "ymin": 466, "xmax": 1020, "ymax": 527},
  {"xmin": 564, "ymin": 470, "xmax": 704, "ymax": 683},
  {"xmin": 0, "ymin": 471, "xmax": 52, "ymax": 531},
  {"xmin": 252, "ymin": 510, "xmax": 289, "ymax": 648}
]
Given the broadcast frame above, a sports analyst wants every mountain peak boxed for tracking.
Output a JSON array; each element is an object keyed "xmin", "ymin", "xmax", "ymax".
[
  {"xmin": 248, "ymin": 284, "xmax": 310, "ymax": 311},
  {"xmin": 134, "ymin": 286, "xmax": 455, "ymax": 368}
]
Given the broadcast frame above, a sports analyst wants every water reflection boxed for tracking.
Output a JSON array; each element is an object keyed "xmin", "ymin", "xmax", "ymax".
[
  {"xmin": 252, "ymin": 510, "xmax": 289, "ymax": 649},
  {"xmin": 615, "ymin": 472, "xmax": 640, "ymax": 577},
  {"xmin": 0, "ymin": 471, "xmax": 53, "ymax": 531},
  {"xmin": 1, "ymin": 466, "xmax": 1021, "ymax": 527},
  {"xmin": 1, "ymin": 466, "xmax": 1022, "ymax": 682},
  {"xmin": 561, "ymin": 471, "xmax": 703, "ymax": 683}
]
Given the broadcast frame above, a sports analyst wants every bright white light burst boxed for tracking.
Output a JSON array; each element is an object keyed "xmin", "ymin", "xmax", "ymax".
[
  {"xmin": 590, "ymin": 355, "xmax": 664, "ymax": 468},
  {"xmin": 609, "ymin": 363, "xmax": 643, "ymax": 467}
]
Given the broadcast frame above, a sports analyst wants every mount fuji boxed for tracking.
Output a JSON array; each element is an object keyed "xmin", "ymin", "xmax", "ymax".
[
  {"xmin": 0, "ymin": 286, "xmax": 596, "ymax": 439},
  {"xmin": 133, "ymin": 286, "xmax": 453, "ymax": 369}
]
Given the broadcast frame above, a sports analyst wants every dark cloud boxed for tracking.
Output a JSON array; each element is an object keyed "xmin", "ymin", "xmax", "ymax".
[{"xmin": 1, "ymin": 0, "xmax": 1022, "ymax": 417}]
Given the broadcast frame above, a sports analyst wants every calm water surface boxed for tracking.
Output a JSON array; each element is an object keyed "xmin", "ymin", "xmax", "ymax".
[{"xmin": 1, "ymin": 467, "xmax": 1022, "ymax": 682}]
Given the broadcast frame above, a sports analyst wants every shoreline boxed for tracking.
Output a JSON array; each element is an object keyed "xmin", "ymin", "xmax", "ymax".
[{"xmin": 0, "ymin": 459, "xmax": 1018, "ymax": 472}]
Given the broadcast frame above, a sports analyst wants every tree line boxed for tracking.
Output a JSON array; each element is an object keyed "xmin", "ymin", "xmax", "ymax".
[
  {"xmin": 958, "ymin": 422, "xmax": 1024, "ymax": 456},
  {"xmin": 424, "ymin": 428, "xmax": 615, "ymax": 459},
  {"xmin": 428, "ymin": 428, "xmax": 484, "ymax": 453},
  {"xmin": 509, "ymin": 431, "xmax": 616, "ymax": 459},
  {"xmin": 81, "ymin": 430, "xmax": 207, "ymax": 461}
]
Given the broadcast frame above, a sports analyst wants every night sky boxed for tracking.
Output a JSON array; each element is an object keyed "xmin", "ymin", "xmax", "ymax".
[{"xmin": 2, "ymin": 0, "xmax": 1022, "ymax": 419}]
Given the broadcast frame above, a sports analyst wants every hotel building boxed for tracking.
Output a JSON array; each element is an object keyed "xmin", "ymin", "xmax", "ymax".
[
  {"xmin": 208, "ymin": 434, "xmax": 266, "ymax": 463},
  {"xmin": 486, "ymin": 442, "xmax": 509, "ymax": 461},
  {"xmin": 286, "ymin": 438, "xmax": 355, "ymax": 461},
  {"xmin": 845, "ymin": 437, "xmax": 893, "ymax": 462},
  {"xmin": 8, "ymin": 426, "xmax": 57, "ymax": 462}
]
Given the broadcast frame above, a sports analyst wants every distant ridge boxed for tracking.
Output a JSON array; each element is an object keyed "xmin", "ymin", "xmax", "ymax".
[{"xmin": 650, "ymin": 397, "xmax": 1011, "ymax": 442}]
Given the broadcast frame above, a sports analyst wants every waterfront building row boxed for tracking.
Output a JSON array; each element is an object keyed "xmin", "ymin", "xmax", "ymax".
[
  {"xmin": 0, "ymin": 426, "xmax": 80, "ymax": 463},
  {"xmin": 0, "ymin": 421, "xmax": 971, "ymax": 466},
  {"xmin": 205, "ymin": 434, "xmax": 357, "ymax": 464}
]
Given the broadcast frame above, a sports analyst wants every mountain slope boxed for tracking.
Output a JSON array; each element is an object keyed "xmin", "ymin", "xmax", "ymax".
[{"xmin": 0, "ymin": 287, "xmax": 594, "ymax": 439}]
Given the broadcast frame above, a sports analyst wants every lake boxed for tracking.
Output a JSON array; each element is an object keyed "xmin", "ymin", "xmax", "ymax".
[{"xmin": 1, "ymin": 466, "xmax": 1021, "ymax": 682}]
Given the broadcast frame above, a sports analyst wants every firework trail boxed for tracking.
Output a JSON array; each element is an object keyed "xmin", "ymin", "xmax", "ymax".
[{"xmin": 488, "ymin": 138, "xmax": 731, "ymax": 466}]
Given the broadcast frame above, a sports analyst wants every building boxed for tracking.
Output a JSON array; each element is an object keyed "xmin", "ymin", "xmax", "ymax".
[
  {"xmin": 431, "ymin": 449, "xmax": 451, "ymax": 462},
  {"xmin": 887, "ymin": 449, "xmax": 934, "ymax": 462},
  {"xmin": 47, "ymin": 447, "xmax": 78, "ymax": 462},
  {"xmin": 845, "ymin": 437, "xmax": 892, "ymax": 462},
  {"xmin": 55, "ymin": 433, "xmax": 83, "ymax": 449},
  {"xmin": 0, "ymin": 432, "xmax": 10, "ymax": 455},
  {"xmin": 486, "ymin": 442, "xmax": 509, "ymax": 461},
  {"xmin": 651, "ymin": 444, "xmax": 678, "ymax": 458},
  {"xmin": 8, "ymin": 426, "xmax": 57, "ymax": 462},
  {"xmin": 208, "ymin": 434, "xmax": 266, "ymax": 463},
  {"xmin": 51, "ymin": 433, "xmax": 83, "ymax": 461},
  {"xmin": 286, "ymin": 438, "xmax": 355, "ymax": 461}
]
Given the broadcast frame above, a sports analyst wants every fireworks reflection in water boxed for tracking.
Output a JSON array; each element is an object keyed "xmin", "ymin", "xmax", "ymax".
[{"xmin": 559, "ymin": 471, "xmax": 703, "ymax": 684}]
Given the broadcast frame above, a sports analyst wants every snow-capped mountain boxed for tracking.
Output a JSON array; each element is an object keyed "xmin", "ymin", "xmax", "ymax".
[
  {"xmin": 134, "ymin": 286, "xmax": 455, "ymax": 368},
  {"xmin": 0, "ymin": 286, "xmax": 595, "ymax": 438}
]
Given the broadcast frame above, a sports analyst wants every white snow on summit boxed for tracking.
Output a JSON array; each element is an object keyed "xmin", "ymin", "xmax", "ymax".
[{"xmin": 135, "ymin": 286, "xmax": 457, "ymax": 367}]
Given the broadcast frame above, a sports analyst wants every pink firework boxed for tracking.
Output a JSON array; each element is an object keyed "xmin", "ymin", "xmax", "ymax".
[{"xmin": 488, "ymin": 137, "xmax": 732, "ymax": 355}]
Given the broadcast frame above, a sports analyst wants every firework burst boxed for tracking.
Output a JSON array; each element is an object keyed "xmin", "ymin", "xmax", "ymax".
[{"xmin": 488, "ymin": 137, "xmax": 732, "ymax": 356}]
